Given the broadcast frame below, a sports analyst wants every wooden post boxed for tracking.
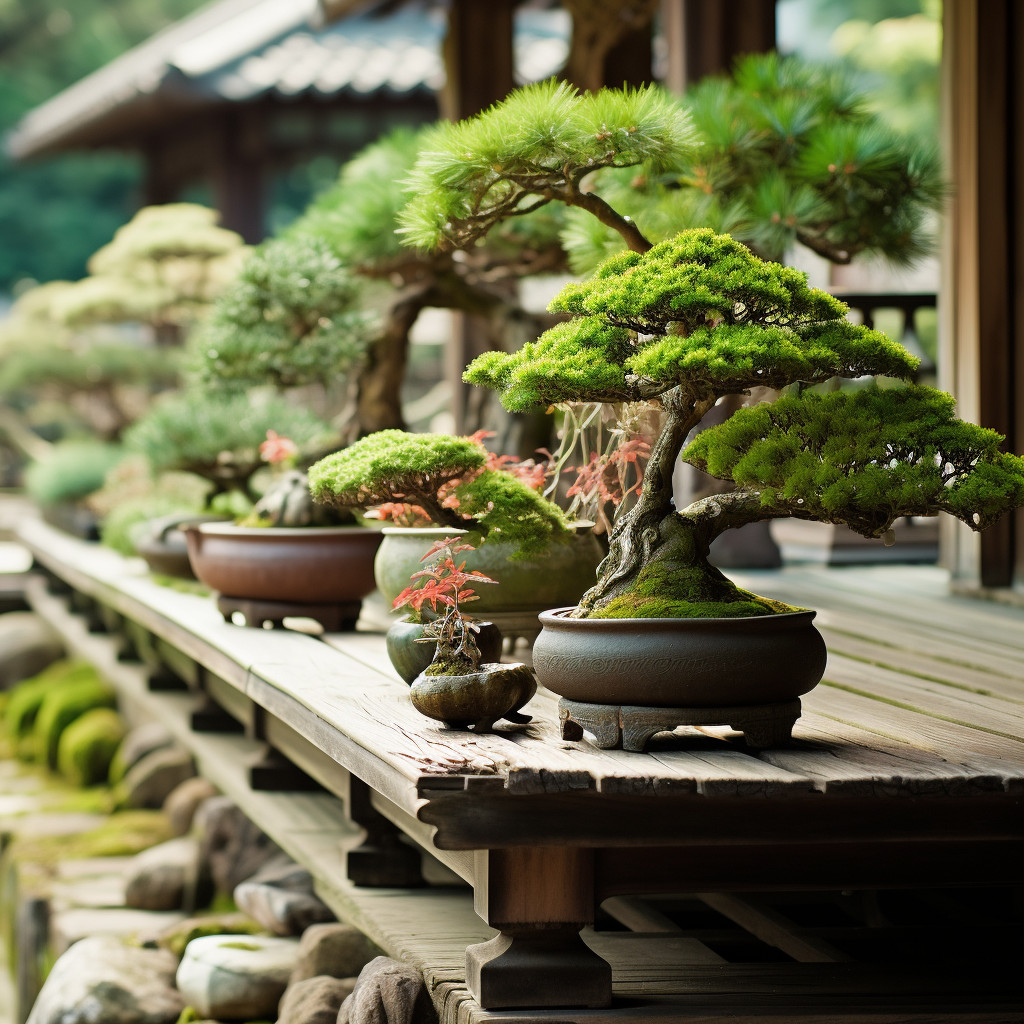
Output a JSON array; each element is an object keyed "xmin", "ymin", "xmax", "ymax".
[
  {"xmin": 661, "ymin": 0, "xmax": 777, "ymax": 90},
  {"xmin": 209, "ymin": 109, "xmax": 266, "ymax": 243},
  {"xmin": 940, "ymin": 1, "xmax": 1022, "ymax": 589},
  {"xmin": 466, "ymin": 846, "xmax": 611, "ymax": 1009}
]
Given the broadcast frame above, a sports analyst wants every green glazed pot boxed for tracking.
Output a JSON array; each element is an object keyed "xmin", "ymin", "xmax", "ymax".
[
  {"xmin": 385, "ymin": 617, "xmax": 503, "ymax": 684},
  {"xmin": 374, "ymin": 526, "xmax": 603, "ymax": 616},
  {"xmin": 410, "ymin": 661, "xmax": 537, "ymax": 732}
]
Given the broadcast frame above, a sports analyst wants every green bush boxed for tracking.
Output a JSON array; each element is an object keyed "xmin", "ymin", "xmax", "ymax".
[
  {"xmin": 24, "ymin": 440, "xmax": 125, "ymax": 507},
  {"xmin": 33, "ymin": 674, "xmax": 116, "ymax": 770},
  {"xmin": 57, "ymin": 707, "xmax": 126, "ymax": 786},
  {"xmin": 3, "ymin": 661, "xmax": 98, "ymax": 742}
]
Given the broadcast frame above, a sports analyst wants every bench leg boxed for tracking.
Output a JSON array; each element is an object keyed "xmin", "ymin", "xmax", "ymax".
[
  {"xmin": 467, "ymin": 847, "xmax": 611, "ymax": 1010},
  {"xmin": 346, "ymin": 777, "xmax": 425, "ymax": 888}
]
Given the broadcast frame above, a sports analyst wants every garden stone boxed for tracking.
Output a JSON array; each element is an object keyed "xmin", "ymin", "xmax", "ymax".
[
  {"xmin": 145, "ymin": 910, "xmax": 263, "ymax": 957},
  {"xmin": 109, "ymin": 721, "xmax": 174, "ymax": 783},
  {"xmin": 278, "ymin": 975, "xmax": 356, "ymax": 1024},
  {"xmin": 337, "ymin": 957, "xmax": 434, "ymax": 1024},
  {"xmin": 175, "ymin": 933, "xmax": 300, "ymax": 1020},
  {"xmin": 291, "ymin": 923, "xmax": 379, "ymax": 982},
  {"xmin": 0, "ymin": 611, "xmax": 63, "ymax": 690},
  {"xmin": 120, "ymin": 745, "xmax": 195, "ymax": 809},
  {"xmin": 26, "ymin": 934, "xmax": 183, "ymax": 1024},
  {"xmin": 164, "ymin": 776, "xmax": 218, "ymax": 836},
  {"xmin": 234, "ymin": 855, "xmax": 335, "ymax": 936},
  {"xmin": 124, "ymin": 836, "xmax": 212, "ymax": 912},
  {"xmin": 195, "ymin": 796, "xmax": 283, "ymax": 894},
  {"xmin": 51, "ymin": 907, "xmax": 189, "ymax": 955}
]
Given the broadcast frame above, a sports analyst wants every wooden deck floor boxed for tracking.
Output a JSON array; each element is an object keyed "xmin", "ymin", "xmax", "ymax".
[{"xmin": 12, "ymin": 518, "xmax": 1024, "ymax": 1023}]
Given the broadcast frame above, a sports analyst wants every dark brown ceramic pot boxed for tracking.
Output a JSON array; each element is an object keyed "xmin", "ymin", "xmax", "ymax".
[
  {"xmin": 532, "ymin": 608, "xmax": 827, "ymax": 707},
  {"xmin": 410, "ymin": 661, "xmax": 537, "ymax": 732},
  {"xmin": 385, "ymin": 617, "xmax": 504, "ymax": 685},
  {"xmin": 183, "ymin": 523, "xmax": 382, "ymax": 603}
]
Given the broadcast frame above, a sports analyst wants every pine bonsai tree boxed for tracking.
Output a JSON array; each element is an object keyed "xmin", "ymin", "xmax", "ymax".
[
  {"xmin": 464, "ymin": 229, "xmax": 1024, "ymax": 617},
  {"xmin": 399, "ymin": 60, "xmax": 945, "ymax": 272},
  {"xmin": 309, "ymin": 430, "xmax": 570, "ymax": 557}
]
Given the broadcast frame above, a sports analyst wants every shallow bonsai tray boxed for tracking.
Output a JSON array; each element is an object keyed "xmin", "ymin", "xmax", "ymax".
[{"xmin": 558, "ymin": 697, "xmax": 803, "ymax": 752}]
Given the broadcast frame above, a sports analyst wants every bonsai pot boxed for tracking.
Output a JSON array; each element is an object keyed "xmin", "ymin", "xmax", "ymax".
[
  {"xmin": 386, "ymin": 617, "xmax": 503, "ymax": 684},
  {"xmin": 410, "ymin": 661, "xmax": 537, "ymax": 732},
  {"xmin": 532, "ymin": 607, "xmax": 826, "ymax": 707},
  {"xmin": 374, "ymin": 526, "xmax": 603, "ymax": 617},
  {"xmin": 532, "ymin": 608, "xmax": 826, "ymax": 751},
  {"xmin": 183, "ymin": 524, "xmax": 382, "ymax": 624},
  {"xmin": 131, "ymin": 513, "xmax": 229, "ymax": 579}
]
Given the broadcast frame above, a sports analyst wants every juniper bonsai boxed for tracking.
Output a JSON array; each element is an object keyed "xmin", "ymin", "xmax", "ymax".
[
  {"xmin": 464, "ymin": 229, "xmax": 1024, "ymax": 618},
  {"xmin": 308, "ymin": 430, "xmax": 570, "ymax": 557}
]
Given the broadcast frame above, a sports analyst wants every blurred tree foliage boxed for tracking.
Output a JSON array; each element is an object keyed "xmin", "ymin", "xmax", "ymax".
[{"xmin": 0, "ymin": 0, "xmax": 206, "ymax": 291}]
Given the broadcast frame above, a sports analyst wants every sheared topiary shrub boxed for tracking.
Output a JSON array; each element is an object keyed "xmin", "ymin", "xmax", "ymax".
[
  {"xmin": 57, "ymin": 707, "xmax": 126, "ymax": 786},
  {"xmin": 3, "ymin": 661, "xmax": 99, "ymax": 747},
  {"xmin": 33, "ymin": 672, "xmax": 116, "ymax": 769},
  {"xmin": 24, "ymin": 440, "xmax": 124, "ymax": 508}
]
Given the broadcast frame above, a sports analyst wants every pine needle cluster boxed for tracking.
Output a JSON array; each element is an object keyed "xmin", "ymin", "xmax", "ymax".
[{"xmin": 398, "ymin": 80, "xmax": 692, "ymax": 252}]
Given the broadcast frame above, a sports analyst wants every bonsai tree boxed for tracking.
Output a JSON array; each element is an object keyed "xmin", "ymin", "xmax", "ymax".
[
  {"xmin": 308, "ymin": 430, "xmax": 570, "ymax": 558},
  {"xmin": 464, "ymin": 229, "xmax": 1024, "ymax": 617},
  {"xmin": 399, "ymin": 59, "xmax": 944, "ymax": 271},
  {"xmin": 123, "ymin": 390, "xmax": 335, "ymax": 501},
  {"xmin": 187, "ymin": 236, "xmax": 372, "ymax": 393}
]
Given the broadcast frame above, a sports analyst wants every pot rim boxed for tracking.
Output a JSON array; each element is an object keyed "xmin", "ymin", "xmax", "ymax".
[
  {"xmin": 190, "ymin": 522, "xmax": 379, "ymax": 538},
  {"xmin": 380, "ymin": 520, "xmax": 595, "ymax": 538},
  {"xmin": 538, "ymin": 606, "xmax": 817, "ymax": 630},
  {"xmin": 413, "ymin": 660, "xmax": 528, "ymax": 683}
]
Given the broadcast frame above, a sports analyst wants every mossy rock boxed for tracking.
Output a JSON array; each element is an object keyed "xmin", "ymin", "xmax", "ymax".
[
  {"xmin": 57, "ymin": 707, "xmax": 127, "ymax": 787},
  {"xmin": 160, "ymin": 912, "xmax": 266, "ymax": 959},
  {"xmin": 10, "ymin": 809, "xmax": 172, "ymax": 867},
  {"xmin": 33, "ymin": 675, "xmax": 117, "ymax": 770},
  {"xmin": 2, "ymin": 660, "xmax": 98, "ymax": 741}
]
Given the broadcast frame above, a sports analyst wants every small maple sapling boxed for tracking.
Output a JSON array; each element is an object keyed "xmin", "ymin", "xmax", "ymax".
[{"xmin": 393, "ymin": 537, "xmax": 497, "ymax": 675}]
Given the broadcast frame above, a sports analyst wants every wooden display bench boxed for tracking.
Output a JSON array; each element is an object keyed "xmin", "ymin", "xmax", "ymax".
[{"xmin": 16, "ymin": 517, "xmax": 1024, "ymax": 1022}]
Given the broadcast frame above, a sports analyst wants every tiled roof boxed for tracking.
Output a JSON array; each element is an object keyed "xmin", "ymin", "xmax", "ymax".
[{"xmin": 8, "ymin": 0, "xmax": 568, "ymax": 159}]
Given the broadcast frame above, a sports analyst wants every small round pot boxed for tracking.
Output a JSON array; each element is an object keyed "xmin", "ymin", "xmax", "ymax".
[
  {"xmin": 132, "ymin": 513, "xmax": 228, "ymax": 579},
  {"xmin": 183, "ymin": 523, "xmax": 382, "ymax": 603},
  {"xmin": 385, "ymin": 617, "xmax": 503, "ymax": 685},
  {"xmin": 410, "ymin": 661, "xmax": 537, "ymax": 732},
  {"xmin": 532, "ymin": 608, "xmax": 827, "ymax": 707},
  {"xmin": 374, "ymin": 526, "xmax": 603, "ymax": 616}
]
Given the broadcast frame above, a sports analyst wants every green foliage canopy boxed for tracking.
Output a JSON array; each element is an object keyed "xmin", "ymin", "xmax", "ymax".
[
  {"xmin": 684, "ymin": 387, "xmax": 1024, "ymax": 538},
  {"xmin": 188, "ymin": 237, "xmax": 372, "ymax": 390},
  {"xmin": 309, "ymin": 430, "xmax": 570, "ymax": 556},
  {"xmin": 466, "ymin": 229, "xmax": 917, "ymax": 410},
  {"xmin": 398, "ymin": 80, "xmax": 693, "ymax": 252}
]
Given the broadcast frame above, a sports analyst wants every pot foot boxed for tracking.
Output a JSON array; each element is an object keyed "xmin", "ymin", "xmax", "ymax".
[
  {"xmin": 559, "ymin": 698, "xmax": 802, "ymax": 751},
  {"xmin": 216, "ymin": 595, "xmax": 361, "ymax": 631}
]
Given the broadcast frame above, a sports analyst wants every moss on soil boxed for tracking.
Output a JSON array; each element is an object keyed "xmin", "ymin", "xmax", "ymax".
[
  {"xmin": 56, "ymin": 708, "xmax": 126, "ymax": 787},
  {"xmin": 9, "ymin": 810, "xmax": 172, "ymax": 866}
]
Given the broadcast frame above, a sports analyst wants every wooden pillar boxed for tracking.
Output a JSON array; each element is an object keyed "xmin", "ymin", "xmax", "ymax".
[
  {"xmin": 661, "ymin": 0, "xmax": 776, "ymax": 90},
  {"xmin": 940, "ymin": 1, "xmax": 1022, "ymax": 589},
  {"xmin": 209, "ymin": 108, "xmax": 266, "ymax": 243},
  {"xmin": 440, "ymin": 0, "xmax": 515, "ymax": 121}
]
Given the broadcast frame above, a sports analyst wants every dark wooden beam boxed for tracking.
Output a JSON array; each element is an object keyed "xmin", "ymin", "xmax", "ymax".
[
  {"xmin": 440, "ymin": 0, "xmax": 515, "ymax": 121},
  {"xmin": 661, "ymin": 0, "xmax": 777, "ymax": 90}
]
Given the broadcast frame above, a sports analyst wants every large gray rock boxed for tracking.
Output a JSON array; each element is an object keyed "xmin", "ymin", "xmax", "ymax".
[
  {"xmin": 291, "ymin": 923, "xmax": 379, "ymax": 983},
  {"xmin": 176, "ymin": 934, "xmax": 300, "ymax": 1020},
  {"xmin": 337, "ymin": 957, "xmax": 435, "ymax": 1024},
  {"xmin": 109, "ymin": 722, "xmax": 175, "ymax": 783},
  {"xmin": 120, "ymin": 745, "xmax": 195, "ymax": 809},
  {"xmin": 195, "ymin": 797, "xmax": 283, "ymax": 894},
  {"xmin": 163, "ymin": 776, "xmax": 218, "ymax": 836},
  {"xmin": 26, "ymin": 935, "xmax": 183, "ymax": 1024},
  {"xmin": 234, "ymin": 855, "xmax": 334, "ymax": 936},
  {"xmin": 278, "ymin": 976, "xmax": 355, "ymax": 1024},
  {"xmin": 0, "ymin": 612, "xmax": 63, "ymax": 690},
  {"xmin": 124, "ymin": 836, "xmax": 212, "ymax": 912}
]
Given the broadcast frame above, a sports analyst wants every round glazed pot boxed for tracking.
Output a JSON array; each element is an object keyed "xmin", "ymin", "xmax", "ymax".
[
  {"xmin": 385, "ymin": 617, "xmax": 503, "ymax": 684},
  {"xmin": 132, "ymin": 513, "xmax": 229, "ymax": 579},
  {"xmin": 532, "ymin": 608, "xmax": 827, "ymax": 707},
  {"xmin": 183, "ymin": 523, "xmax": 382, "ymax": 603},
  {"xmin": 410, "ymin": 661, "xmax": 537, "ymax": 731},
  {"xmin": 374, "ymin": 526, "xmax": 604, "ymax": 615}
]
